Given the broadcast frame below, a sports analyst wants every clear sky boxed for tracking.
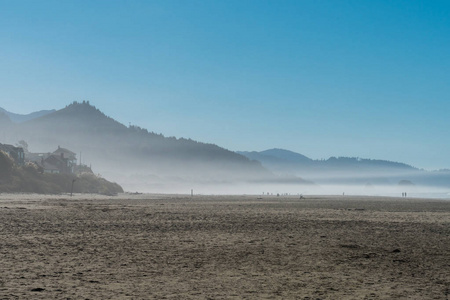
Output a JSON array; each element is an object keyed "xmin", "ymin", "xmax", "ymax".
[{"xmin": 0, "ymin": 0, "xmax": 449, "ymax": 170}]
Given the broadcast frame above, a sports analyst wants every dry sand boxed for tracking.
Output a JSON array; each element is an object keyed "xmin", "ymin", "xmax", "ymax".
[{"xmin": 0, "ymin": 193, "xmax": 449, "ymax": 299}]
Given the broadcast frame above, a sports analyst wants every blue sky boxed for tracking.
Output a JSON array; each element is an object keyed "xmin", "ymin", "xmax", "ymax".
[{"xmin": 0, "ymin": 0, "xmax": 449, "ymax": 169}]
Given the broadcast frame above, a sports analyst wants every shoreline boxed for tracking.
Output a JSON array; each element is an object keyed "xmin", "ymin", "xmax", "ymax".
[{"xmin": 0, "ymin": 191, "xmax": 449, "ymax": 199}]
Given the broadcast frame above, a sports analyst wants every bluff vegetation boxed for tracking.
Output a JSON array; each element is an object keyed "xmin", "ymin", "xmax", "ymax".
[{"xmin": 0, "ymin": 151, "xmax": 123, "ymax": 195}]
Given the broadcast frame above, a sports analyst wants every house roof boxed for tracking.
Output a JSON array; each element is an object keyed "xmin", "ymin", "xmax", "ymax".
[
  {"xmin": 53, "ymin": 146, "xmax": 76, "ymax": 157},
  {"xmin": 0, "ymin": 143, "xmax": 23, "ymax": 153}
]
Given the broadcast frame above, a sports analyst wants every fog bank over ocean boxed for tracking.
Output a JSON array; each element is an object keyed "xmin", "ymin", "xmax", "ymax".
[{"xmin": 110, "ymin": 172, "xmax": 450, "ymax": 200}]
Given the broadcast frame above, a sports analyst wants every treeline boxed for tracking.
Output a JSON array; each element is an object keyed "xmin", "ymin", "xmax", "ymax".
[{"xmin": 0, "ymin": 151, "xmax": 123, "ymax": 195}]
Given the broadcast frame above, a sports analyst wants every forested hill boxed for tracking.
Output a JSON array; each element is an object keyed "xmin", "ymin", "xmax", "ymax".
[{"xmin": 4, "ymin": 102, "xmax": 271, "ymax": 182}]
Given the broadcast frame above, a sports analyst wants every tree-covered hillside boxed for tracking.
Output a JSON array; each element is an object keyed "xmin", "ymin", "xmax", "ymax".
[
  {"xmin": 0, "ymin": 151, "xmax": 123, "ymax": 195},
  {"xmin": 5, "ymin": 101, "xmax": 270, "ymax": 182}
]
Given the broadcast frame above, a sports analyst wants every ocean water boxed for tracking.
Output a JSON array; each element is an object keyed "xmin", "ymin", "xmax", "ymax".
[{"xmin": 242, "ymin": 184, "xmax": 450, "ymax": 200}]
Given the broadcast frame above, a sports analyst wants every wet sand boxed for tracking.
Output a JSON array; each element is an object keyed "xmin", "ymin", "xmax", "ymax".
[{"xmin": 1, "ymin": 193, "xmax": 449, "ymax": 299}]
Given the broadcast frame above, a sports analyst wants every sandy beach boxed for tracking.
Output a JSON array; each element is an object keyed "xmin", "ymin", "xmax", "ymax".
[{"xmin": 0, "ymin": 193, "xmax": 449, "ymax": 299}]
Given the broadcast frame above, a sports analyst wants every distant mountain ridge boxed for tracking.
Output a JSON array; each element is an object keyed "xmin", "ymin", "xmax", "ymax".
[
  {"xmin": 236, "ymin": 149, "xmax": 448, "ymax": 187},
  {"xmin": 238, "ymin": 148, "xmax": 416, "ymax": 171},
  {"xmin": 0, "ymin": 107, "xmax": 55, "ymax": 123}
]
